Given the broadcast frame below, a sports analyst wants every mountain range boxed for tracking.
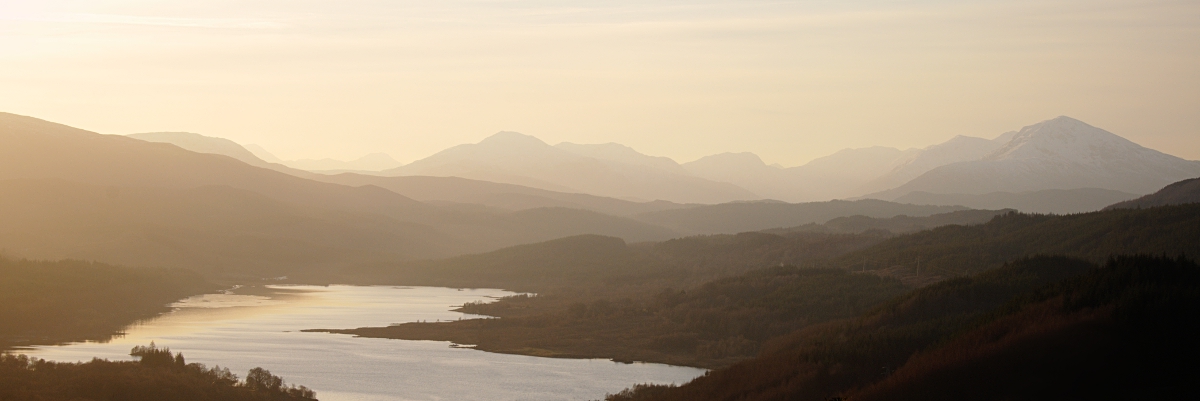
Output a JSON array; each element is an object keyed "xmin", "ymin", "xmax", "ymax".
[
  {"xmin": 0, "ymin": 113, "xmax": 687, "ymax": 275},
  {"xmin": 143, "ymin": 115, "xmax": 1199, "ymax": 214},
  {"xmin": 11, "ymin": 111, "xmax": 1028, "ymax": 278},
  {"xmin": 381, "ymin": 132, "xmax": 756, "ymax": 204}
]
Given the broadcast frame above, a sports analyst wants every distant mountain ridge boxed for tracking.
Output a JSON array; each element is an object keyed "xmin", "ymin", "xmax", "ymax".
[
  {"xmin": 682, "ymin": 147, "xmax": 920, "ymax": 202},
  {"xmin": 286, "ymin": 153, "xmax": 403, "ymax": 172},
  {"xmin": 124, "ymin": 114, "xmax": 1200, "ymax": 213},
  {"xmin": 123, "ymin": 128, "xmax": 696, "ymax": 216},
  {"xmin": 0, "ymin": 112, "xmax": 691, "ymax": 274},
  {"xmin": 383, "ymin": 131, "xmax": 758, "ymax": 204},
  {"xmin": 856, "ymin": 134, "xmax": 1009, "ymax": 195}
]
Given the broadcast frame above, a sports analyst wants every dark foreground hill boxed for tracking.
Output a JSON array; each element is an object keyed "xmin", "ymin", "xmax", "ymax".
[
  {"xmin": 0, "ymin": 257, "xmax": 217, "ymax": 350},
  {"xmin": 328, "ymin": 203, "xmax": 1200, "ymax": 369},
  {"xmin": 1105, "ymin": 176, "xmax": 1200, "ymax": 210},
  {"xmin": 618, "ymin": 255, "xmax": 1200, "ymax": 401},
  {"xmin": 828, "ymin": 202, "xmax": 1200, "ymax": 285}
]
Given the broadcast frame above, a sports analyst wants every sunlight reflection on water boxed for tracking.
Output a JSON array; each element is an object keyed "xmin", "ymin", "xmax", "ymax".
[{"xmin": 21, "ymin": 285, "xmax": 706, "ymax": 401}]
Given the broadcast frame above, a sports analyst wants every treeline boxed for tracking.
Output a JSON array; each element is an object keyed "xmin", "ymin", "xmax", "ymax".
[
  {"xmin": 0, "ymin": 257, "xmax": 219, "ymax": 350},
  {"xmin": 608, "ymin": 255, "xmax": 1200, "ymax": 400},
  {"xmin": 329, "ymin": 267, "xmax": 909, "ymax": 368},
  {"xmin": 334, "ymin": 203, "xmax": 1200, "ymax": 370},
  {"xmin": 0, "ymin": 343, "xmax": 316, "ymax": 400},
  {"xmin": 764, "ymin": 209, "xmax": 1010, "ymax": 235},
  {"xmin": 830, "ymin": 203, "xmax": 1200, "ymax": 283},
  {"xmin": 354, "ymin": 230, "xmax": 891, "ymax": 293},
  {"xmin": 358, "ymin": 203, "xmax": 1200, "ymax": 295},
  {"xmin": 323, "ymin": 230, "xmax": 896, "ymax": 369}
]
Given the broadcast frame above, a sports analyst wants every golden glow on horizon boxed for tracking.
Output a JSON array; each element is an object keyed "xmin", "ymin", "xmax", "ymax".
[{"xmin": 1, "ymin": 0, "xmax": 1197, "ymax": 164}]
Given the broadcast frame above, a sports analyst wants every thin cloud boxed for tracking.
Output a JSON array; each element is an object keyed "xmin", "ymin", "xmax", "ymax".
[{"xmin": 3, "ymin": 13, "xmax": 286, "ymax": 29}]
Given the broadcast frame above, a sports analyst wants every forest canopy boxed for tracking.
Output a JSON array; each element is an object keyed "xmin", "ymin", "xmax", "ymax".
[{"xmin": 0, "ymin": 342, "xmax": 316, "ymax": 401}]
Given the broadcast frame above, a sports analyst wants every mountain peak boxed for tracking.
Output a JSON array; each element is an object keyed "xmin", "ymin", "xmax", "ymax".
[
  {"xmin": 479, "ymin": 131, "xmax": 550, "ymax": 148},
  {"xmin": 870, "ymin": 116, "xmax": 1200, "ymax": 198},
  {"xmin": 1022, "ymin": 116, "xmax": 1098, "ymax": 135},
  {"xmin": 984, "ymin": 116, "xmax": 1138, "ymax": 162},
  {"xmin": 687, "ymin": 152, "xmax": 768, "ymax": 167}
]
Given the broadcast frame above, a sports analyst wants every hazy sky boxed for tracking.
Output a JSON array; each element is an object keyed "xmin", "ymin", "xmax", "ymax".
[{"xmin": 2, "ymin": 0, "xmax": 1198, "ymax": 165}]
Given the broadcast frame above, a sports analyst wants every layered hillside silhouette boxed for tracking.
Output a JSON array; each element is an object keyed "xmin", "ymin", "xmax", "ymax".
[
  {"xmin": 892, "ymin": 188, "xmax": 1138, "ymax": 214},
  {"xmin": 0, "ymin": 113, "xmax": 686, "ymax": 273},
  {"xmin": 120, "ymin": 114, "xmax": 1199, "ymax": 214},
  {"xmin": 1105, "ymin": 176, "xmax": 1200, "ymax": 210},
  {"xmin": 124, "ymin": 130, "xmax": 697, "ymax": 216},
  {"xmin": 329, "ymin": 202, "xmax": 1199, "ymax": 369},
  {"xmin": 634, "ymin": 200, "xmax": 966, "ymax": 235},
  {"xmin": 10, "ymin": 112, "xmax": 1001, "ymax": 276},
  {"xmin": 613, "ymin": 255, "xmax": 1200, "ymax": 401}
]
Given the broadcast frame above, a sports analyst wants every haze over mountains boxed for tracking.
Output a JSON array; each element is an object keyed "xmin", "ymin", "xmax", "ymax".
[
  {"xmin": 375, "ymin": 116, "xmax": 1197, "ymax": 210},
  {"xmin": 2, "ymin": 109, "xmax": 1184, "ymax": 277},
  {"xmin": 0, "ymin": 113, "xmax": 688, "ymax": 275},
  {"xmin": 9, "ymin": 111, "xmax": 1035, "ymax": 277},
  {"xmin": 382, "ymin": 132, "xmax": 756, "ymax": 204},
  {"xmin": 126, "ymin": 115, "xmax": 1197, "ymax": 215}
]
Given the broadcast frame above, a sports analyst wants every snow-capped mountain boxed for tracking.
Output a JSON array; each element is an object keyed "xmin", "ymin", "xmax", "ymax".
[{"xmin": 866, "ymin": 116, "xmax": 1200, "ymax": 199}]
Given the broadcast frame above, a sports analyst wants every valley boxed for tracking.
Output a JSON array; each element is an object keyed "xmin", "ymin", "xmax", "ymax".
[{"xmin": 2, "ymin": 112, "xmax": 1199, "ymax": 400}]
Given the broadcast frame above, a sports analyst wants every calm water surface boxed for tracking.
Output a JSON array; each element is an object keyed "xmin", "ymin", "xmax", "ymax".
[{"xmin": 22, "ymin": 285, "xmax": 706, "ymax": 401}]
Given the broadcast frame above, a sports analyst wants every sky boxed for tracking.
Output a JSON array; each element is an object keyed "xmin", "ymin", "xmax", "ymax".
[{"xmin": 1, "ymin": 0, "xmax": 1198, "ymax": 166}]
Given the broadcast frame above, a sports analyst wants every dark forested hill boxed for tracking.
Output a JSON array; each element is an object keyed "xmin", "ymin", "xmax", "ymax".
[
  {"xmin": 636, "ymin": 199, "xmax": 966, "ymax": 235},
  {"xmin": 828, "ymin": 203, "xmax": 1200, "ymax": 285},
  {"xmin": 350, "ymin": 230, "xmax": 892, "ymax": 291},
  {"xmin": 616, "ymin": 255, "xmax": 1200, "ymax": 401},
  {"xmin": 764, "ymin": 209, "xmax": 1010, "ymax": 235},
  {"xmin": 848, "ymin": 255, "xmax": 1200, "ymax": 400},
  {"xmin": 0, "ymin": 258, "xmax": 218, "ymax": 350},
  {"xmin": 891, "ymin": 188, "xmax": 1138, "ymax": 214},
  {"xmin": 327, "ymin": 190, "xmax": 1200, "ymax": 379},
  {"xmin": 326, "ymin": 267, "xmax": 908, "ymax": 368},
  {"xmin": 1105, "ymin": 176, "xmax": 1200, "ymax": 210}
]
